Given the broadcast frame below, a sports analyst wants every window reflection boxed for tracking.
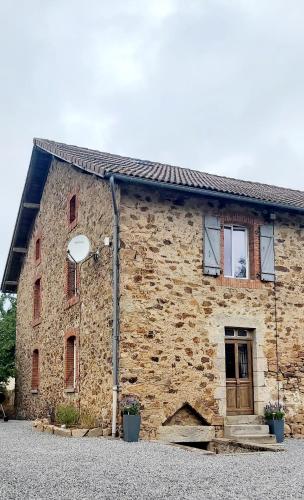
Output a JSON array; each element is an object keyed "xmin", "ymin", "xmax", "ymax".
[
  {"xmin": 238, "ymin": 344, "xmax": 249, "ymax": 378},
  {"xmin": 224, "ymin": 225, "xmax": 248, "ymax": 278}
]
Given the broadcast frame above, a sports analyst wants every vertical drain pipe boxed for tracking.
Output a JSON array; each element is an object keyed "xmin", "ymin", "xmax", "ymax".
[{"xmin": 110, "ymin": 176, "xmax": 119, "ymax": 438}]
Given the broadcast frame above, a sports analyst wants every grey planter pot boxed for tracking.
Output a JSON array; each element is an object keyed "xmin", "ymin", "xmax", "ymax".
[
  {"xmin": 266, "ymin": 419, "xmax": 285, "ymax": 443},
  {"xmin": 123, "ymin": 414, "xmax": 141, "ymax": 442}
]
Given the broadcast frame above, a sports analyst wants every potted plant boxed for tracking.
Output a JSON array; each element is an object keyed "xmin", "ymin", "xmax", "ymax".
[
  {"xmin": 264, "ymin": 401, "xmax": 285, "ymax": 443},
  {"xmin": 121, "ymin": 396, "xmax": 141, "ymax": 442}
]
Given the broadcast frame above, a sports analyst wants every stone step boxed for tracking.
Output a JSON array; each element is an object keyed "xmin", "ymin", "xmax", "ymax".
[
  {"xmin": 225, "ymin": 415, "xmax": 263, "ymax": 425},
  {"xmin": 224, "ymin": 424, "xmax": 270, "ymax": 437},
  {"xmin": 235, "ymin": 434, "xmax": 277, "ymax": 444}
]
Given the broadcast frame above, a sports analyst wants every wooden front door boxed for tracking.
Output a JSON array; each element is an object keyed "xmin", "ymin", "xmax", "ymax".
[{"xmin": 225, "ymin": 338, "xmax": 254, "ymax": 415}]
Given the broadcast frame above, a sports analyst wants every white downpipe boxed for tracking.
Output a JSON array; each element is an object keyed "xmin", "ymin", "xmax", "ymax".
[{"xmin": 112, "ymin": 385, "xmax": 118, "ymax": 437}]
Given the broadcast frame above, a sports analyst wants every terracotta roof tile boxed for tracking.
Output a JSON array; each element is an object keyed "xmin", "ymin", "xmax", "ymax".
[{"xmin": 34, "ymin": 138, "xmax": 304, "ymax": 210}]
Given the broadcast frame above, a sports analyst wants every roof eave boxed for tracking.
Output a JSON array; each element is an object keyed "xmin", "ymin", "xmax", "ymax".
[
  {"xmin": 105, "ymin": 172, "xmax": 304, "ymax": 214},
  {"xmin": 1, "ymin": 145, "xmax": 52, "ymax": 293}
]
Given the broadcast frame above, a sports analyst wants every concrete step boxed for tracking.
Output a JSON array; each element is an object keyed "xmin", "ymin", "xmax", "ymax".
[
  {"xmin": 224, "ymin": 424, "xmax": 270, "ymax": 437},
  {"xmin": 235, "ymin": 434, "xmax": 277, "ymax": 444},
  {"xmin": 225, "ymin": 415, "xmax": 262, "ymax": 425}
]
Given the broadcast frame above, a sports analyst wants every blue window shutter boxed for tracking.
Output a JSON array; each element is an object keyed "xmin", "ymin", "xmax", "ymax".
[
  {"xmin": 260, "ymin": 224, "xmax": 275, "ymax": 281},
  {"xmin": 204, "ymin": 215, "xmax": 221, "ymax": 276}
]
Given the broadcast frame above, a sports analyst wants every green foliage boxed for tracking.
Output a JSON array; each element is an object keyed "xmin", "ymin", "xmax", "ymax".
[
  {"xmin": 264, "ymin": 401, "xmax": 285, "ymax": 420},
  {"xmin": 0, "ymin": 294, "xmax": 16, "ymax": 385},
  {"xmin": 56, "ymin": 404, "xmax": 80, "ymax": 427},
  {"xmin": 121, "ymin": 396, "xmax": 141, "ymax": 415}
]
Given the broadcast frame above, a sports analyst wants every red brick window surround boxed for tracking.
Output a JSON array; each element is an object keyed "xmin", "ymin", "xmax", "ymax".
[
  {"xmin": 31, "ymin": 349, "xmax": 39, "ymax": 391},
  {"xmin": 33, "ymin": 277, "xmax": 42, "ymax": 325},
  {"xmin": 35, "ymin": 237, "xmax": 41, "ymax": 264},
  {"xmin": 65, "ymin": 259, "xmax": 79, "ymax": 307},
  {"xmin": 65, "ymin": 331, "xmax": 78, "ymax": 391},
  {"xmin": 68, "ymin": 191, "xmax": 79, "ymax": 231},
  {"xmin": 218, "ymin": 214, "xmax": 262, "ymax": 288}
]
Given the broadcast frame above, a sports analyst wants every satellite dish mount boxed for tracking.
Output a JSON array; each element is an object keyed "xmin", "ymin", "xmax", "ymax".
[{"xmin": 67, "ymin": 235, "xmax": 99, "ymax": 264}]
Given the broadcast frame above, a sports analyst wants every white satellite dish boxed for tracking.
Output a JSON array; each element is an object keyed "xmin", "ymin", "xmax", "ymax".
[{"xmin": 67, "ymin": 235, "xmax": 91, "ymax": 263}]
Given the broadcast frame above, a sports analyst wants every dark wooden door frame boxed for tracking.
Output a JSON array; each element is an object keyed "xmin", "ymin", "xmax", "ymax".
[{"xmin": 225, "ymin": 338, "xmax": 254, "ymax": 416}]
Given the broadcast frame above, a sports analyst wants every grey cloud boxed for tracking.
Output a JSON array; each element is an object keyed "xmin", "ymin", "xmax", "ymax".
[{"xmin": 1, "ymin": 0, "xmax": 304, "ymax": 277}]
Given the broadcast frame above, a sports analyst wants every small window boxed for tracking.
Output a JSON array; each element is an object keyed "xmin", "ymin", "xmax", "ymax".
[
  {"xmin": 31, "ymin": 349, "xmax": 39, "ymax": 390},
  {"xmin": 225, "ymin": 327, "xmax": 249, "ymax": 338},
  {"xmin": 225, "ymin": 328, "xmax": 235, "ymax": 337},
  {"xmin": 65, "ymin": 336, "xmax": 76, "ymax": 389},
  {"xmin": 224, "ymin": 225, "xmax": 249, "ymax": 278},
  {"xmin": 33, "ymin": 278, "xmax": 41, "ymax": 320},
  {"xmin": 35, "ymin": 238, "xmax": 41, "ymax": 262},
  {"xmin": 67, "ymin": 260, "xmax": 78, "ymax": 299},
  {"xmin": 69, "ymin": 195, "xmax": 77, "ymax": 224}
]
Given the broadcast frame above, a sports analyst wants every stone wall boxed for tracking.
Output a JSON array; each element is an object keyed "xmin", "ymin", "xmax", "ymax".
[
  {"xmin": 119, "ymin": 184, "xmax": 304, "ymax": 439},
  {"xmin": 16, "ymin": 159, "xmax": 114, "ymax": 434},
  {"xmin": 16, "ymin": 165, "xmax": 304, "ymax": 440}
]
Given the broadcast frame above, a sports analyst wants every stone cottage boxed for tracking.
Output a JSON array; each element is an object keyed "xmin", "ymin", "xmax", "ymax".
[{"xmin": 2, "ymin": 138, "xmax": 304, "ymax": 440}]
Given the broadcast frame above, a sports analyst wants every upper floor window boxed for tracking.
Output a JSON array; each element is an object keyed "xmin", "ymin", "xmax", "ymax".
[
  {"xmin": 33, "ymin": 278, "xmax": 41, "ymax": 321},
  {"xmin": 224, "ymin": 225, "xmax": 249, "ymax": 279},
  {"xmin": 67, "ymin": 260, "xmax": 77, "ymax": 299},
  {"xmin": 69, "ymin": 194, "xmax": 77, "ymax": 224},
  {"xmin": 35, "ymin": 238, "xmax": 41, "ymax": 262},
  {"xmin": 31, "ymin": 349, "xmax": 39, "ymax": 391}
]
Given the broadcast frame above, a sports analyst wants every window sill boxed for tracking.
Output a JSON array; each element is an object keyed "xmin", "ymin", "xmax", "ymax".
[
  {"xmin": 64, "ymin": 388, "xmax": 76, "ymax": 394},
  {"xmin": 31, "ymin": 389, "xmax": 38, "ymax": 395},
  {"xmin": 65, "ymin": 295, "xmax": 79, "ymax": 309},
  {"xmin": 32, "ymin": 317, "xmax": 42, "ymax": 327},
  {"xmin": 216, "ymin": 276, "xmax": 263, "ymax": 289}
]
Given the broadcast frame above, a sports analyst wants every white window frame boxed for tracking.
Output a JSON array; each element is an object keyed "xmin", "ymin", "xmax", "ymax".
[{"xmin": 224, "ymin": 225, "xmax": 249, "ymax": 279}]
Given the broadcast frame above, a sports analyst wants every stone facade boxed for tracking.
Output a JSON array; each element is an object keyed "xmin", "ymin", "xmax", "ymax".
[
  {"xmin": 119, "ymin": 184, "xmax": 304, "ymax": 439},
  {"xmin": 15, "ymin": 162, "xmax": 304, "ymax": 439},
  {"xmin": 16, "ymin": 159, "xmax": 114, "ymax": 433}
]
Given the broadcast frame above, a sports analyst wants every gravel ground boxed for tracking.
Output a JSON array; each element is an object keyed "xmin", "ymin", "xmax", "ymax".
[{"xmin": 0, "ymin": 421, "xmax": 304, "ymax": 500}]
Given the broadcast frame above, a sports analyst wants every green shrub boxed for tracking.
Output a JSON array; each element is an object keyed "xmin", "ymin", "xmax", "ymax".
[{"xmin": 56, "ymin": 404, "xmax": 79, "ymax": 427}]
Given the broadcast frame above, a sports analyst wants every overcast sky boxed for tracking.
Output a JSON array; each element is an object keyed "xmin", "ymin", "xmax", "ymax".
[{"xmin": 1, "ymin": 0, "xmax": 304, "ymax": 281}]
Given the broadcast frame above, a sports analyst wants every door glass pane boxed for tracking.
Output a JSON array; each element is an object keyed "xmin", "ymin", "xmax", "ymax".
[
  {"xmin": 238, "ymin": 344, "xmax": 249, "ymax": 378},
  {"xmin": 225, "ymin": 343, "xmax": 236, "ymax": 378},
  {"xmin": 233, "ymin": 227, "xmax": 247, "ymax": 278},
  {"xmin": 224, "ymin": 227, "xmax": 232, "ymax": 276}
]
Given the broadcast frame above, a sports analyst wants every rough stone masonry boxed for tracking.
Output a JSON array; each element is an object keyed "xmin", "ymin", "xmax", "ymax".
[{"xmin": 13, "ymin": 155, "xmax": 304, "ymax": 439}]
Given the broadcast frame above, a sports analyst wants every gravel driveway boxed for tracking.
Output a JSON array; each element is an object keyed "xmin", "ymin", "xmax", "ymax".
[{"xmin": 0, "ymin": 421, "xmax": 303, "ymax": 499}]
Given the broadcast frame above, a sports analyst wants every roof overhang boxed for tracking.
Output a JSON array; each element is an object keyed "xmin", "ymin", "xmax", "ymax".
[{"xmin": 1, "ymin": 147, "xmax": 52, "ymax": 293}]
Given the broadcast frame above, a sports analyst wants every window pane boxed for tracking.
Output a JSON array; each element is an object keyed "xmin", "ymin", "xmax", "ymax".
[
  {"xmin": 233, "ymin": 228, "xmax": 247, "ymax": 278},
  {"xmin": 238, "ymin": 344, "xmax": 249, "ymax": 378},
  {"xmin": 225, "ymin": 328, "xmax": 235, "ymax": 337},
  {"xmin": 225, "ymin": 343, "xmax": 236, "ymax": 378},
  {"xmin": 224, "ymin": 226, "xmax": 232, "ymax": 277}
]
